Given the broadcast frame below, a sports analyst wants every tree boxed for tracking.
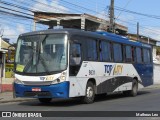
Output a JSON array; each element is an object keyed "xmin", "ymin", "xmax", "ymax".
[{"xmin": 156, "ymin": 47, "xmax": 160, "ymax": 55}]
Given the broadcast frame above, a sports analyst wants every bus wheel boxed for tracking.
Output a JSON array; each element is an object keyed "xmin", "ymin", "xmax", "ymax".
[
  {"xmin": 123, "ymin": 79, "xmax": 138, "ymax": 97},
  {"xmin": 130, "ymin": 79, "xmax": 138, "ymax": 97},
  {"xmin": 82, "ymin": 81, "xmax": 95, "ymax": 104},
  {"xmin": 38, "ymin": 98, "xmax": 52, "ymax": 103}
]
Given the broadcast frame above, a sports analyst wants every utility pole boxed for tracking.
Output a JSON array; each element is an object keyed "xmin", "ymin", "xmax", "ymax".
[
  {"xmin": 33, "ymin": 20, "xmax": 36, "ymax": 31},
  {"xmin": 109, "ymin": 0, "xmax": 115, "ymax": 33},
  {"xmin": 137, "ymin": 22, "xmax": 139, "ymax": 41},
  {"xmin": 0, "ymin": 26, "xmax": 3, "ymax": 93},
  {"xmin": 0, "ymin": 27, "xmax": 4, "ymax": 50},
  {"xmin": 148, "ymin": 36, "xmax": 150, "ymax": 44}
]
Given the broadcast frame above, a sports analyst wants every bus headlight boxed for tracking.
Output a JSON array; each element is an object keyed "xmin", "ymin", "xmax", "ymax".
[
  {"xmin": 59, "ymin": 72, "xmax": 66, "ymax": 81},
  {"xmin": 14, "ymin": 78, "xmax": 24, "ymax": 84},
  {"xmin": 51, "ymin": 72, "xmax": 66, "ymax": 84}
]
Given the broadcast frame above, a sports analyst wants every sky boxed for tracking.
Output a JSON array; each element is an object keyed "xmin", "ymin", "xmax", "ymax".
[{"xmin": 1, "ymin": 0, "xmax": 160, "ymax": 43}]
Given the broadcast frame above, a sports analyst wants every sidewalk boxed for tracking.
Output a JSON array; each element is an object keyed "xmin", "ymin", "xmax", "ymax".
[
  {"xmin": 0, "ymin": 92, "xmax": 36, "ymax": 103},
  {"xmin": 0, "ymin": 84, "xmax": 160, "ymax": 103},
  {"xmin": 144, "ymin": 84, "xmax": 160, "ymax": 90}
]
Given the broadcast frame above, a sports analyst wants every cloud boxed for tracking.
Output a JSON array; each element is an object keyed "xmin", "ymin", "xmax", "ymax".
[
  {"xmin": 3, "ymin": 26, "xmax": 17, "ymax": 36},
  {"xmin": 2, "ymin": 23, "xmax": 28, "ymax": 43},
  {"xmin": 2, "ymin": 25, "xmax": 18, "ymax": 43},
  {"xmin": 0, "ymin": 0, "xmax": 70, "ymax": 43},
  {"xmin": 17, "ymin": 24, "xmax": 26, "ymax": 33},
  {"xmin": 32, "ymin": 0, "xmax": 69, "ymax": 13}
]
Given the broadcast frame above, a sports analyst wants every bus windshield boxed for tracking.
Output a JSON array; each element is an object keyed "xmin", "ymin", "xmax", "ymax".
[{"xmin": 15, "ymin": 34, "xmax": 67, "ymax": 74}]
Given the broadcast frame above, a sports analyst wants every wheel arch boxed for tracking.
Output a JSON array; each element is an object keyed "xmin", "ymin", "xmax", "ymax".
[
  {"xmin": 87, "ymin": 78, "xmax": 97, "ymax": 94},
  {"xmin": 133, "ymin": 77, "xmax": 138, "ymax": 82},
  {"xmin": 133, "ymin": 76, "xmax": 139, "ymax": 89}
]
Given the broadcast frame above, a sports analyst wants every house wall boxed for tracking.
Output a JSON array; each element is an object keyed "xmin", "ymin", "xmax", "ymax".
[
  {"xmin": 154, "ymin": 64, "xmax": 160, "ymax": 84},
  {"xmin": 0, "ymin": 38, "xmax": 15, "ymax": 92},
  {"xmin": 153, "ymin": 46, "xmax": 157, "ymax": 58},
  {"xmin": 1, "ymin": 78, "xmax": 14, "ymax": 92},
  {"xmin": 0, "ymin": 53, "xmax": 6, "ymax": 92}
]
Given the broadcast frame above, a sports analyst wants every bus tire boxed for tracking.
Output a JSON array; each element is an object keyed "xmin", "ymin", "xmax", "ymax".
[
  {"xmin": 82, "ymin": 81, "xmax": 95, "ymax": 104},
  {"xmin": 38, "ymin": 98, "xmax": 52, "ymax": 103},
  {"xmin": 130, "ymin": 79, "xmax": 138, "ymax": 97},
  {"xmin": 123, "ymin": 79, "xmax": 138, "ymax": 97}
]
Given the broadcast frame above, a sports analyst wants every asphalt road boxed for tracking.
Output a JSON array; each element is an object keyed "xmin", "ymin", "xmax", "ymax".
[{"xmin": 0, "ymin": 87, "xmax": 160, "ymax": 120}]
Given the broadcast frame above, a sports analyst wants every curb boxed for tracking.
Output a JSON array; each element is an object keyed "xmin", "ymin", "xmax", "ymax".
[
  {"xmin": 0, "ymin": 84, "xmax": 160, "ymax": 104},
  {"xmin": 144, "ymin": 84, "xmax": 160, "ymax": 90},
  {"xmin": 0, "ymin": 99, "xmax": 36, "ymax": 104}
]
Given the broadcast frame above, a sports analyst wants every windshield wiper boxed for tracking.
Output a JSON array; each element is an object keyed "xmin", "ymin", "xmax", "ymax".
[
  {"xmin": 36, "ymin": 35, "xmax": 52, "ymax": 75},
  {"xmin": 39, "ymin": 54, "xmax": 52, "ymax": 75},
  {"xmin": 23, "ymin": 57, "xmax": 33, "ymax": 72}
]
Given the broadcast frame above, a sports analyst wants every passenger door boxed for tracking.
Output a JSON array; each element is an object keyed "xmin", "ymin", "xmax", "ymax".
[{"xmin": 69, "ymin": 43, "xmax": 82, "ymax": 76}]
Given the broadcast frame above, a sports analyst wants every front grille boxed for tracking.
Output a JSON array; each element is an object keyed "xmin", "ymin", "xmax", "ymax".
[
  {"xmin": 24, "ymin": 91, "xmax": 52, "ymax": 97},
  {"xmin": 23, "ymin": 81, "xmax": 52, "ymax": 86}
]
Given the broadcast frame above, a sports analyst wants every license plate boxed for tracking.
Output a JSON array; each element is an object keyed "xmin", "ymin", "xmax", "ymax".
[{"xmin": 32, "ymin": 88, "xmax": 41, "ymax": 92}]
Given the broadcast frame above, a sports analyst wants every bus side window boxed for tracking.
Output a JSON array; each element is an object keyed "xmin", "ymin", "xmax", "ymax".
[
  {"xmin": 86, "ymin": 39, "xmax": 97, "ymax": 61},
  {"xmin": 143, "ymin": 49, "xmax": 151, "ymax": 63},
  {"xmin": 125, "ymin": 46, "xmax": 132, "ymax": 62},
  {"xmin": 70, "ymin": 43, "xmax": 81, "ymax": 65},
  {"xmin": 132, "ymin": 47, "xmax": 136, "ymax": 62},
  {"xmin": 113, "ymin": 43, "xmax": 123, "ymax": 62},
  {"xmin": 69, "ymin": 43, "xmax": 82, "ymax": 76},
  {"xmin": 100, "ymin": 41, "xmax": 111, "ymax": 62},
  {"xmin": 136, "ymin": 47, "xmax": 142, "ymax": 63}
]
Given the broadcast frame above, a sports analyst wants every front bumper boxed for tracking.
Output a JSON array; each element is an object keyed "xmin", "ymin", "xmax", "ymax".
[{"xmin": 14, "ymin": 81, "xmax": 70, "ymax": 98}]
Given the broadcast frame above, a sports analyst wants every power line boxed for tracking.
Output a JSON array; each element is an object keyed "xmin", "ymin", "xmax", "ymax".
[
  {"xmin": 28, "ymin": 0, "xmax": 68, "ymax": 13},
  {"xmin": 116, "ymin": 17, "xmax": 160, "ymax": 35},
  {"xmin": 0, "ymin": 0, "xmax": 70, "ymax": 32},
  {"xmin": 114, "ymin": 6, "xmax": 160, "ymax": 20},
  {"xmin": 59, "ymin": 0, "xmax": 107, "ymax": 12},
  {"xmin": 0, "ymin": 0, "xmax": 70, "ymax": 23},
  {"xmin": 60, "ymin": 0, "xmax": 100, "ymax": 14},
  {"xmin": 1, "ymin": 0, "xmax": 160, "ymax": 40},
  {"xmin": 116, "ymin": 0, "xmax": 132, "ymax": 19},
  {"xmin": 0, "ymin": 0, "xmax": 33, "ymax": 13},
  {"xmin": 0, "ymin": 10, "xmax": 33, "ymax": 20},
  {"xmin": 0, "ymin": 17, "xmax": 44, "ymax": 29},
  {"xmin": 0, "ymin": 6, "xmax": 33, "ymax": 17},
  {"xmin": 57, "ymin": 0, "xmax": 160, "ymax": 36}
]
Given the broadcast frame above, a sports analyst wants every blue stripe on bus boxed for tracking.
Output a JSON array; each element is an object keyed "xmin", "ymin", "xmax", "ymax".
[
  {"xmin": 14, "ymin": 81, "xmax": 70, "ymax": 98},
  {"xmin": 133, "ymin": 64, "xmax": 153, "ymax": 87}
]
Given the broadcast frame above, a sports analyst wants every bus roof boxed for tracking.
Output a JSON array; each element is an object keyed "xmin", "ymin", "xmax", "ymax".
[
  {"xmin": 19, "ymin": 28, "xmax": 152, "ymax": 49},
  {"xmin": 95, "ymin": 31, "xmax": 152, "ymax": 49}
]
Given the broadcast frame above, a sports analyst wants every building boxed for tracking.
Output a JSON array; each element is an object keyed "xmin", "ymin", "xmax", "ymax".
[
  {"xmin": 0, "ymin": 37, "xmax": 15, "ymax": 92},
  {"xmin": 33, "ymin": 12, "xmax": 128, "ymax": 35},
  {"xmin": 127, "ymin": 33, "xmax": 158, "ymax": 59}
]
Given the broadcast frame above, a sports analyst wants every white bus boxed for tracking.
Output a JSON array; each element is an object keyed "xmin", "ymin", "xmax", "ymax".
[{"xmin": 13, "ymin": 28, "xmax": 153, "ymax": 104}]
